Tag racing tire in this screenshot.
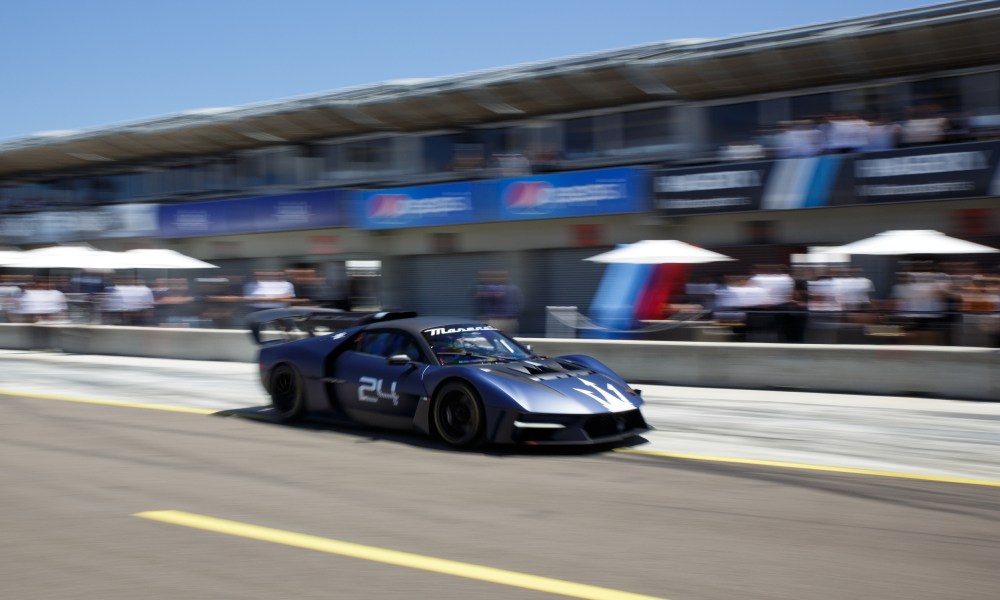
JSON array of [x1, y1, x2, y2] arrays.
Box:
[[269, 364, 306, 421], [432, 381, 485, 448]]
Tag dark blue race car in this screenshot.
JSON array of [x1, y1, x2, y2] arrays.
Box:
[[248, 308, 649, 447]]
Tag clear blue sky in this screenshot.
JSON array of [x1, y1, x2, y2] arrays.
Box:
[[0, 0, 944, 142]]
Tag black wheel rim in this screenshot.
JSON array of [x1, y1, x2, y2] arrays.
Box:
[[271, 368, 298, 414], [437, 389, 478, 445]]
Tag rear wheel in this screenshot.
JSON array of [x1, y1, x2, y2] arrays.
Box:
[[432, 382, 484, 448], [269, 364, 305, 421]]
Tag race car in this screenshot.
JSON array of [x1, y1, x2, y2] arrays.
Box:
[[248, 308, 649, 447]]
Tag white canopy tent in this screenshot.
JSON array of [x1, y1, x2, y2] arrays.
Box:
[[821, 230, 999, 256], [120, 249, 218, 270], [584, 240, 735, 264], [0, 245, 123, 270], [0, 246, 218, 270]]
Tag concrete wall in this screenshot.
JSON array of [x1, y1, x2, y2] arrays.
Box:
[[0, 324, 257, 363], [0, 324, 996, 401]]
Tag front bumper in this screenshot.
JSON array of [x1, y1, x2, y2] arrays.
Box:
[[491, 408, 650, 445]]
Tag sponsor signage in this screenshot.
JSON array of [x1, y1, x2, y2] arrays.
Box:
[[0, 204, 158, 244], [655, 140, 1000, 215], [354, 182, 476, 230], [653, 158, 845, 215], [352, 167, 645, 229], [841, 141, 1000, 204], [158, 189, 344, 238], [654, 164, 771, 215], [496, 167, 644, 220]]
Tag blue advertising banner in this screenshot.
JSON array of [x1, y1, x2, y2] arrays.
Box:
[[158, 190, 343, 238], [353, 182, 477, 230], [495, 167, 645, 220]]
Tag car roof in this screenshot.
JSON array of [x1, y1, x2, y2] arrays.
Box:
[[362, 316, 493, 336]]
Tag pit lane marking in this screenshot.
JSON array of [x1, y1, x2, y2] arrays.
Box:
[[614, 448, 1000, 488], [6, 388, 999, 488], [0, 389, 216, 415], [135, 510, 670, 600]]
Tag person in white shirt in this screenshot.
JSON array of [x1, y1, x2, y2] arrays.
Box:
[[14, 277, 68, 323], [101, 275, 155, 325], [244, 271, 296, 309], [824, 113, 871, 153]]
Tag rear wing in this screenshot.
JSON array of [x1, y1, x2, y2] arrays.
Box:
[[247, 308, 417, 345]]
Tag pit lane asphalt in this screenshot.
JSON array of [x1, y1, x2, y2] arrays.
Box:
[[2, 350, 999, 600], [2, 349, 999, 482]]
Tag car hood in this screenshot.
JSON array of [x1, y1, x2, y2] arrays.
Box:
[[475, 358, 641, 414]]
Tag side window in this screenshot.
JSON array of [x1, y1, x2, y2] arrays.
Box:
[[354, 331, 425, 362], [385, 333, 424, 362], [354, 332, 394, 356]]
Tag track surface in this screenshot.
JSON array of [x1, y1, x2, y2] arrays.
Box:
[[1, 351, 999, 600]]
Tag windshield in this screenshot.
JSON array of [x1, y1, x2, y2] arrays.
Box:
[[422, 324, 534, 365]]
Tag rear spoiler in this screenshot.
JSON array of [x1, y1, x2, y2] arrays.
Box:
[[247, 308, 417, 345]]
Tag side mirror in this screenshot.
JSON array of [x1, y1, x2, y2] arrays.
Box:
[[387, 354, 413, 365]]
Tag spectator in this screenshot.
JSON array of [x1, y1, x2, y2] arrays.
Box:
[[956, 274, 1000, 347], [747, 265, 795, 342], [900, 105, 950, 146], [472, 270, 522, 334], [778, 119, 824, 158], [806, 273, 844, 343], [865, 115, 901, 151], [713, 275, 768, 340], [824, 113, 871, 154], [490, 152, 532, 177], [287, 268, 346, 309], [833, 267, 875, 312], [12, 277, 67, 323], [152, 278, 198, 326], [101, 275, 154, 326], [0, 274, 25, 323], [244, 270, 295, 310], [892, 270, 951, 343], [197, 274, 245, 328]]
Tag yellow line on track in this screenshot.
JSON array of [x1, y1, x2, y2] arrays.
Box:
[[135, 510, 670, 600], [0, 389, 215, 415], [614, 448, 1000, 488]]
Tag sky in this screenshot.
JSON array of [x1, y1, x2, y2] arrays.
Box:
[[0, 0, 948, 142]]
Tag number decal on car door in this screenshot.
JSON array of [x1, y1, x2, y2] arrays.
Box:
[[359, 376, 400, 406]]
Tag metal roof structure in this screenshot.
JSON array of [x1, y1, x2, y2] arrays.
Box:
[[2, 0, 999, 178]]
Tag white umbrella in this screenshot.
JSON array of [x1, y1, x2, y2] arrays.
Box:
[[0, 250, 23, 266], [584, 240, 735, 264], [826, 230, 999, 256], [120, 249, 218, 269], [1, 245, 124, 270]]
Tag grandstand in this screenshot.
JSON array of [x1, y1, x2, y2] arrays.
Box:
[[2, 1, 1000, 335]]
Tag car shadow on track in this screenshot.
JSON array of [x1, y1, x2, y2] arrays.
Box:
[[212, 405, 649, 456]]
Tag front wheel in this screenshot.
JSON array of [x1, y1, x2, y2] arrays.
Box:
[[269, 364, 305, 421], [432, 382, 484, 448]]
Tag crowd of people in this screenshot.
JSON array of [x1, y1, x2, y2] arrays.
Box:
[[0, 267, 350, 328], [720, 104, 962, 161], [2, 260, 998, 347], [681, 262, 1000, 347]]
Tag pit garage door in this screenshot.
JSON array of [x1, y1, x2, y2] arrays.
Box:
[[521, 247, 611, 336], [397, 252, 508, 319]]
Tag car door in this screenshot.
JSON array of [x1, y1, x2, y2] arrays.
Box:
[[330, 329, 429, 429]]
